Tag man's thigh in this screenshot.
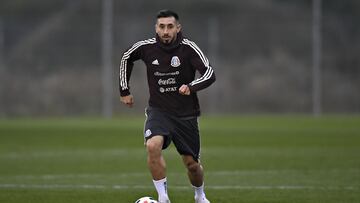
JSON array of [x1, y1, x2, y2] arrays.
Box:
[[171, 117, 200, 162], [144, 107, 172, 149]]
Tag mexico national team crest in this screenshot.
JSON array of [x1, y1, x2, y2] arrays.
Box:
[[170, 56, 181, 67]]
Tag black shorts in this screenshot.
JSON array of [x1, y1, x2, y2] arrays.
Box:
[[144, 106, 201, 162]]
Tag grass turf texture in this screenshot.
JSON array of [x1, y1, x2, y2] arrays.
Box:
[[0, 115, 359, 203]]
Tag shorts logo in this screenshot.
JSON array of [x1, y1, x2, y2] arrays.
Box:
[[170, 56, 181, 67], [145, 129, 152, 137]]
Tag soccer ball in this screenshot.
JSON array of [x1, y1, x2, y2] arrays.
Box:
[[135, 196, 158, 203]]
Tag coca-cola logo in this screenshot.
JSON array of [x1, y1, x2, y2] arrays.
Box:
[[158, 78, 176, 86]]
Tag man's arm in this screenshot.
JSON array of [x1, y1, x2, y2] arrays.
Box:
[[119, 38, 155, 106], [182, 39, 216, 94], [119, 53, 136, 107], [119, 45, 141, 97]]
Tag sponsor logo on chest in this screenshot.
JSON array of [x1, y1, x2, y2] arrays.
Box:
[[159, 86, 178, 93], [158, 78, 176, 85]]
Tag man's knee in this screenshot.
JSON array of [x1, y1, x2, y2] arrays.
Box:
[[146, 135, 164, 154], [188, 162, 201, 173], [183, 156, 201, 173]]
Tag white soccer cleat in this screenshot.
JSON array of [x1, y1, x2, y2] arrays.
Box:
[[195, 196, 210, 203]]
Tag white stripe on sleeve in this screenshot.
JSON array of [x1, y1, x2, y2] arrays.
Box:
[[119, 38, 156, 90], [182, 39, 214, 86]]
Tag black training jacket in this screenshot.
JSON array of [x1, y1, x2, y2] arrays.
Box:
[[119, 32, 216, 117]]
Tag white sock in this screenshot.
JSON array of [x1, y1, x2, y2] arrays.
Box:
[[193, 183, 206, 199], [153, 177, 169, 201]]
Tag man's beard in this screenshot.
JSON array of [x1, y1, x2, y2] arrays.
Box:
[[161, 34, 175, 44], [162, 37, 172, 44]]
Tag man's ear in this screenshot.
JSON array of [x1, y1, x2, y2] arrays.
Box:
[[177, 23, 182, 32]]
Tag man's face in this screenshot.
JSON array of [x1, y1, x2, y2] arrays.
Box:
[[155, 17, 181, 44]]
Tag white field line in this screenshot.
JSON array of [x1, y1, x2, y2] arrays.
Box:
[[0, 149, 144, 159], [1, 171, 358, 191], [1, 169, 358, 180], [0, 183, 357, 191], [0, 173, 149, 180]]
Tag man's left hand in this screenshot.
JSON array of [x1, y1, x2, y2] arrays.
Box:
[[179, 84, 191, 95]]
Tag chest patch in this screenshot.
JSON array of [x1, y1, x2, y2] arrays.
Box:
[[170, 56, 181, 68]]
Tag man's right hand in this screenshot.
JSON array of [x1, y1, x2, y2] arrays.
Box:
[[120, 95, 134, 108]]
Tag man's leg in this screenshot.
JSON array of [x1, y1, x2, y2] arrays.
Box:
[[146, 135, 166, 179], [182, 155, 203, 186], [146, 135, 170, 203], [182, 155, 210, 203]]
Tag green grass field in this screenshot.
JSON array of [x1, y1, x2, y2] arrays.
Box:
[[0, 115, 359, 203]]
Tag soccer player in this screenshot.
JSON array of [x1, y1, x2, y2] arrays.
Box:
[[119, 10, 215, 203]]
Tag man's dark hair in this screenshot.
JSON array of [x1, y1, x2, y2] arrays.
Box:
[[156, 9, 179, 21]]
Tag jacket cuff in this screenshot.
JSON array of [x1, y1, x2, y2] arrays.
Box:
[[188, 84, 196, 93], [120, 89, 130, 97]]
